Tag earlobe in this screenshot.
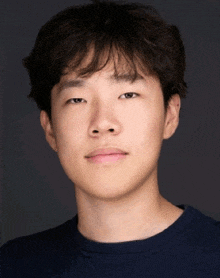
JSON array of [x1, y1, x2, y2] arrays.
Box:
[[40, 111, 58, 152], [163, 94, 181, 140]]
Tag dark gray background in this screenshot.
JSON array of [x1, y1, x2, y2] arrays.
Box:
[[1, 0, 220, 246]]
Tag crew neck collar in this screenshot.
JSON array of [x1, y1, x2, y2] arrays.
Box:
[[70, 204, 201, 254]]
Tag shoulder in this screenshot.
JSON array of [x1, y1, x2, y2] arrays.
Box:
[[180, 206, 220, 253], [1, 216, 77, 277], [2, 217, 74, 251], [164, 206, 220, 275], [1, 216, 76, 261]]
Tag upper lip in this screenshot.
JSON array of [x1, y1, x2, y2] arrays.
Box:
[[85, 148, 128, 158]]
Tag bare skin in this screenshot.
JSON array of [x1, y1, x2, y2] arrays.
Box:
[[40, 62, 183, 243]]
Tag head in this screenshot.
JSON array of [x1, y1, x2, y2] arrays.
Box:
[[23, 0, 186, 121], [23, 1, 187, 202]]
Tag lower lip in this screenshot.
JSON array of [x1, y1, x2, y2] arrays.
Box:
[[86, 153, 127, 164]]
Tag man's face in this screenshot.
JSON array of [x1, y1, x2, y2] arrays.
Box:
[[41, 63, 180, 202]]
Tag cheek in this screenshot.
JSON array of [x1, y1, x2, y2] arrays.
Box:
[[125, 102, 165, 145], [54, 108, 83, 137], [52, 113, 85, 159]]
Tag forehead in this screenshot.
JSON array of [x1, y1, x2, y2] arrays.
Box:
[[59, 70, 144, 89], [62, 44, 152, 81], [55, 46, 157, 95]]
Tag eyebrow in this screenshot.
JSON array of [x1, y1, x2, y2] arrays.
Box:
[[109, 73, 144, 83], [57, 73, 144, 95]]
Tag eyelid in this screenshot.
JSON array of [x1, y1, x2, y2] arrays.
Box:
[[66, 92, 139, 104], [119, 92, 139, 98], [66, 98, 86, 104]]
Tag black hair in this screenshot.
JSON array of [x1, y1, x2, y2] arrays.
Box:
[[23, 0, 187, 119]]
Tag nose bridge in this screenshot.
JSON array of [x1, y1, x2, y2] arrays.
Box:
[[91, 95, 114, 121], [88, 93, 120, 136]]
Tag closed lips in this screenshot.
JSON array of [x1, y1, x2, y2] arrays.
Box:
[[86, 148, 128, 158]]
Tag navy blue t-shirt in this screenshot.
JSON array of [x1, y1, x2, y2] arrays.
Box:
[[1, 204, 220, 277]]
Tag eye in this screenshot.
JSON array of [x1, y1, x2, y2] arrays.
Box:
[[66, 93, 139, 104], [120, 92, 139, 99], [67, 98, 86, 104]]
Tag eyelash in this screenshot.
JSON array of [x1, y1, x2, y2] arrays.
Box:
[[67, 92, 139, 104]]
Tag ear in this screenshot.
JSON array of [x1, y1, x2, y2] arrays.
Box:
[[40, 110, 58, 152], [163, 94, 181, 140]]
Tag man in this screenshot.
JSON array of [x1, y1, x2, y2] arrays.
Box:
[[1, 1, 219, 277]]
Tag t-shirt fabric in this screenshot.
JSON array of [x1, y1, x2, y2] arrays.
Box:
[[1, 204, 220, 277]]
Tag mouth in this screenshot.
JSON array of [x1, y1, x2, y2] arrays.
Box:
[[86, 153, 128, 164], [85, 148, 128, 158]]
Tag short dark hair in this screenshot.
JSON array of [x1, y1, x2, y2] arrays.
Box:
[[23, 0, 187, 120]]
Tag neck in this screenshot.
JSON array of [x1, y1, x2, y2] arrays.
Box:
[[75, 178, 183, 243]]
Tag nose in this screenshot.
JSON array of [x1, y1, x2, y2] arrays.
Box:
[[92, 127, 115, 134], [88, 101, 121, 137]]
